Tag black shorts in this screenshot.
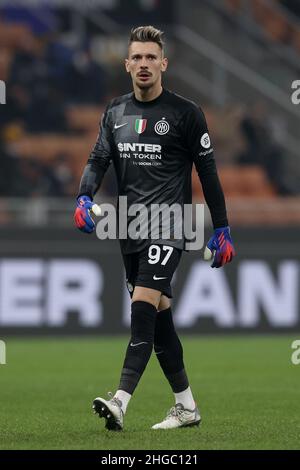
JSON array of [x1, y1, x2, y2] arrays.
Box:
[[122, 244, 182, 299]]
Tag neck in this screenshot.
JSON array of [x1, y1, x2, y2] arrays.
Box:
[[133, 83, 163, 102]]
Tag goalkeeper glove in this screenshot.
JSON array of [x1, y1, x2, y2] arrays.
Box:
[[204, 226, 235, 268], [74, 195, 95, 234]]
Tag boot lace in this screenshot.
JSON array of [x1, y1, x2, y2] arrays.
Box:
[[166, 405, 185, 423], [108, 392, 122, 409]]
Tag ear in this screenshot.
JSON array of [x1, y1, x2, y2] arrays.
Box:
[[125, 58, 130, 73], [161, 57, 168, 73]]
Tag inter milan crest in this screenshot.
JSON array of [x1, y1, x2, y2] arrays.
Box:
[[135, 119, 147, 134], [154, 118, 170, 135]]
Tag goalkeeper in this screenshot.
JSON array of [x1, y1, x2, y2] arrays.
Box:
[[75, 25, 235, 431]]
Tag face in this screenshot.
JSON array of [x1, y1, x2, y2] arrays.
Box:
[[125, 41, 168, 90]]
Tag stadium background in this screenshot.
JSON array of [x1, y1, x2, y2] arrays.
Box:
[[0, 0, 300, 450]]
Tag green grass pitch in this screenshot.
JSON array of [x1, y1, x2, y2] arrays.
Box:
[[0, 335, 299, 450]]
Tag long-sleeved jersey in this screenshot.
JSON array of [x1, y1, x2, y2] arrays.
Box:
[[79, 88, 228, 254]]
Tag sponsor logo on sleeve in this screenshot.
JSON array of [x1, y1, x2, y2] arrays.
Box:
[[200, 132, 211, 149]]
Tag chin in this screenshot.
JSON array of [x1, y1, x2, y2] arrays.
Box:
[[136, 80, 154, 90]]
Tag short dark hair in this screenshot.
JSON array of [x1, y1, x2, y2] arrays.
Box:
[[129, 25, 164, 50]]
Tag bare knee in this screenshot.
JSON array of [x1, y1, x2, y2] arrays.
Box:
[[158, 295, 171, 312], [132, 286, 161, 310]]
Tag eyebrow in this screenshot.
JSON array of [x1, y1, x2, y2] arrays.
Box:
[[131, 53, 158, 58]]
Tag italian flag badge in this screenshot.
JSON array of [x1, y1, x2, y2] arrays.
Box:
[[135, 119, 147, 134]]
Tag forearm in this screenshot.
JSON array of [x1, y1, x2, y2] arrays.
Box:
[[197, 160, 228, 229], [77, 161, 106, 199]]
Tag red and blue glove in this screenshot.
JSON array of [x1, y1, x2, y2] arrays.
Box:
[[74, 195, 95, 234], [204, 226, 235, 268]]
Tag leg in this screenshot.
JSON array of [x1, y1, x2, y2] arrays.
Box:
[[132, 286, 161, 309], [157, 294, 170, 311], [93, 286, 160, 431], [152, 295, 200, 429], [154, 296, 191, 400], [115, 245, 180, 405], [93, 245, 182, 430], [115, 286, 160, 404]]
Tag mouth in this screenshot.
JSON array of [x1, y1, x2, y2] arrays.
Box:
[[137, 72, 152, 81]]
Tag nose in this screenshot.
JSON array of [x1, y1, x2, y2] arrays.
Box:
[[140, 57, 148, 68]]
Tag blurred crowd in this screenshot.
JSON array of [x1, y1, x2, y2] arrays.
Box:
[[0, 6, 107, 198], [226, 0, 300, 51], [280, 0, 300, 17], [0, 4, 299, 203]]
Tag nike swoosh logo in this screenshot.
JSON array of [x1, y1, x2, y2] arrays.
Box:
[[153, 275, 168, 280], [114, 122, 128, 129], [130, 341, 148, 347]]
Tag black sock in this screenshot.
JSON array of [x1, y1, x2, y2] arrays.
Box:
[[154, 307, 189, 393], [118, 301, 157, 395]]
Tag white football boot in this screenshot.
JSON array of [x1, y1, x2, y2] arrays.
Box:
[[151, 403, 201, 430], [93, 392, 124, 431]]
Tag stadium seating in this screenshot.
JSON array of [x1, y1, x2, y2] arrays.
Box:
[[226, 0, 300, 52], [1, 13, 299, 226]]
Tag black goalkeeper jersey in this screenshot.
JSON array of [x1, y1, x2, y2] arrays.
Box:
[[79, 88, 228, 254]]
